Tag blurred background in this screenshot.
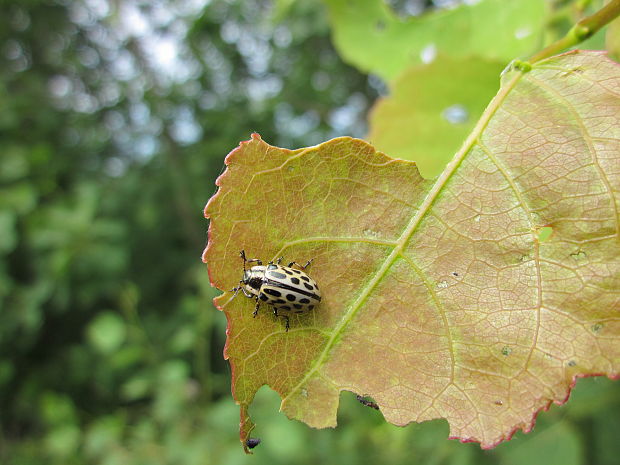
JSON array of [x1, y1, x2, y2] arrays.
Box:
[[1, 1, 618, 464]]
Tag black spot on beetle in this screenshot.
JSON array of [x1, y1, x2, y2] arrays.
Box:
[[304, 283, 314, 291], [299, 298, 310, 304], [284, 269, 293, 275], [301, 275, 310, 282], [286, 294, 296, 301], [268, 271, 287, 279], [290, 277, 300, 285], [259, 294, 269, 301], [295, 310, 304, 314], [264, 288, 282, 297], [293, 269, 302, 274], [308, 305, 315, 310], [273, 299, 286, 304], [293, 304, 303, 310], [280, 306, 291, 311]]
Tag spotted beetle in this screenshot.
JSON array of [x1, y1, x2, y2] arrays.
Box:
[[231, 250, 321, 331]]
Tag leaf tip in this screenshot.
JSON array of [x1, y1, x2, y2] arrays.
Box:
[[240, 404, 257, 454]]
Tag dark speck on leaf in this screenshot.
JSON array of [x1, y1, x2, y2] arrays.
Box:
[[246, 438, 261, 449]]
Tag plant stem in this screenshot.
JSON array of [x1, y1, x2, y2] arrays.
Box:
[[529, 0, 620, 63]]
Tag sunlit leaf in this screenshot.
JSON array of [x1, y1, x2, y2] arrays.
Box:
[[368, 56, 505, 178], [204, 51, 620, 453], [325, 0, 547, 81], [607, 14, 620, 62]]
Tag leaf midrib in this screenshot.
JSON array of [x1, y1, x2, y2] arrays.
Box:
[[281, 69, 526, 406]]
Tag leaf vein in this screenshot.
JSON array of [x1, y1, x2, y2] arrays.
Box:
[[525, 74, 620, 243]]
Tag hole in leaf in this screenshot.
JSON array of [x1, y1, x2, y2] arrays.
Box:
[[442, 104, 469, 124], [420, 44, 436, 64], [514, 26, 532, 39], [537, 226, 553, 242]]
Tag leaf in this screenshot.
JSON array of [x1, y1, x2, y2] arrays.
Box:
[[607, 13, 620, 62], [203, 51, 620, 453], [325, 0, 548, 81], [368, 56, 505, 178]]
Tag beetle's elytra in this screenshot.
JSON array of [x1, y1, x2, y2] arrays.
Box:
[[231, 250, 321, 331]]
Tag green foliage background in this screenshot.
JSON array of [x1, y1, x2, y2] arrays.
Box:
[[0, 1, 618, 464]]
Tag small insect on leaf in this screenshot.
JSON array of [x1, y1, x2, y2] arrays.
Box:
[[356, 395, 380, 410], [229, 250, 321, 331], [245, 438, 261, 450]]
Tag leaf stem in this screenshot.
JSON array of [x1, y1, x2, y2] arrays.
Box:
[[529, 0, 620, 64]]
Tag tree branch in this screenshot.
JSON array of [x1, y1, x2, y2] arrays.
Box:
[[529, 0, 620, 64]]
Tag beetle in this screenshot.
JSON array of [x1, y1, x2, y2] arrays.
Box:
[[231, 250, 321, 331]]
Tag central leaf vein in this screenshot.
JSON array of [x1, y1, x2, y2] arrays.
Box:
[[281, 72, 526, 405]]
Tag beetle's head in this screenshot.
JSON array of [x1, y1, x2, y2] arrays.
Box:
[[241, 266, 265, 293]]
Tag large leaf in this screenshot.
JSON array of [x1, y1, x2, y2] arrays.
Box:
[[325, 0, 548, 81], [203, 51, 620, 453]]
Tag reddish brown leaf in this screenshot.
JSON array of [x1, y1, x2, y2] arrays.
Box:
[[203, 51, 620, 453]]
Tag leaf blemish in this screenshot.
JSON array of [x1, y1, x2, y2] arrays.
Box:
[[560, 67, 584, 77], [437, 280, 449, 289], [567, 360, 577, 367], [537, 226, 553, 242], [591, 323, 603, 334], [363, 228, 379, 238], [501, 346, 512, 356], [570, 250, 586, 261]]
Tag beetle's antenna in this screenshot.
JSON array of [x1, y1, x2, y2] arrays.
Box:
[[240, 250, 247, 271]]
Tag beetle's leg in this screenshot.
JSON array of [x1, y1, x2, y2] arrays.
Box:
[[271, 308, 289, 331], [252, 298, 260, 317], [240, 250, 262, 270], [231, 282, 254, 299], [288, 258, 313, 270]]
